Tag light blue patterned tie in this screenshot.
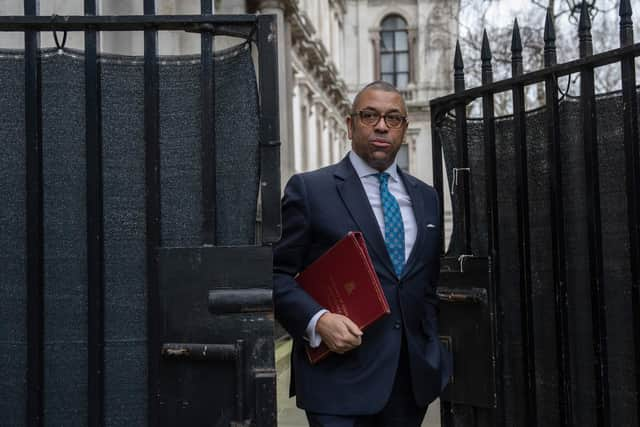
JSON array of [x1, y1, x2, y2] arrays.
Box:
[[377, 172, 405, 277]]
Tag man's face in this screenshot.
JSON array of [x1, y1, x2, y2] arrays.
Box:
[[346, 89, 408, 172]]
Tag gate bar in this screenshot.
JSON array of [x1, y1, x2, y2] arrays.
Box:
[[619, 1, 640, 422], [200, 0, 216, 245], [84, 0, 104, 425], [235, 339, 245, 422], [511, 19, 537, 426], [435, 88, 450, 425], [430, 108, 445, 252], [480, 32, 504, 427], [143, 1, 162, 425], [0, 14, 257, 32], [257, 14, 282, 244], [453, 41, 472, 255], [543, 10, 573, 425], [429, 42, 640, 112], [579, 5, 610, 426], [24, 0, 44, 424]]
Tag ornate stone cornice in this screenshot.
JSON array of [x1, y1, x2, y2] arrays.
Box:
[[291, 25, 349, 114], [250, 0, 350, 116], [249, 0, 346, 20], [247, 0, 297, 14], [290, 9, 316, 41]]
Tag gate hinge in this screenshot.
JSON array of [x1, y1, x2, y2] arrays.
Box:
[[209, 288, 272, 314]]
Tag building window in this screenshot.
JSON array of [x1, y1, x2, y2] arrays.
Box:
[[380, 15, 409, 88]]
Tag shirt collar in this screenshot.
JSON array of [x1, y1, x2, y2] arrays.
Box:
[[349, 150, 400, 182]]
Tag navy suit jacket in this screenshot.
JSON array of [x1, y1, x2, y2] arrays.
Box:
[[273, 155, 451, 415]]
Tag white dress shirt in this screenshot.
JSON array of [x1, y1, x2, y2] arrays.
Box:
[[305, 151, 418, 347]]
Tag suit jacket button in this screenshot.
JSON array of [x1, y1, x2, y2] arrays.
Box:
[[394, 321, 401, 329]]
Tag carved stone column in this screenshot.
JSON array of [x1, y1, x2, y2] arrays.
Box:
[[408, 27, 417, 84], [292, 77, 303, 173], [370, 32, 381, 80], [298, 83, 311, 171], [328, 117, 336, 163], [313, 99, 328, 167], [307, 93, 319, 170], [320, 105, 330, 166]]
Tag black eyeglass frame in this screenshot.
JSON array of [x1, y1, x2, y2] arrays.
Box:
[[351, 109, 408, 129]]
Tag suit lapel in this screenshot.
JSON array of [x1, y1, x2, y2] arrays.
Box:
[[399, 169, 425, 279], [334, 157, 396, 277]]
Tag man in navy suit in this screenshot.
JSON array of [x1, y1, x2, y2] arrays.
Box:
[[273, 81, 450, 427]]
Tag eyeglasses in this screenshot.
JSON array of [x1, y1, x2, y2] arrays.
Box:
[[352, 110, 407, 129]]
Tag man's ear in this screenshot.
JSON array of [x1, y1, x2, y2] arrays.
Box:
[[346, 115, 353, 140]]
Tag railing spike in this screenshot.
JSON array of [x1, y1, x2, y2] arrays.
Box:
[[544, 7, 556, 43], [620, 0, 634, 46], [579, 1, 593, 58], [544, 8, 557, 66], [620, 0, 633, 17], [481, 29, 492, 62], [579, 1, 592, 32], [481, 29, 493, 85], [454, 39, 464, 71], [511, 18, 522, 52], [512, 18, 523, 77], [454, 39, 465, 93]]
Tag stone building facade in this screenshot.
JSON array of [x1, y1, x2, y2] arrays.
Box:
[[0, 0, 459, 190], [239, 0, 459, 188], [343, 0, 459, 184]]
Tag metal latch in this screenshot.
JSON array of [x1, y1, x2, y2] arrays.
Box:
[[437, 287, 488, 305], [161, 342, 239, 361], [451, 167, 470, 195], [162, 341, 247, 425]]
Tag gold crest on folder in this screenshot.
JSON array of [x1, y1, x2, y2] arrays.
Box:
[[344, 281, 356, 296]]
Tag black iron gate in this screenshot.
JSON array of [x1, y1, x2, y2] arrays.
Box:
[[431, 1, 640, 426], [0, 3, 280, 427]]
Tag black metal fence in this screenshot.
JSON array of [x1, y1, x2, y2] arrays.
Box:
[[431, 1, 639, 426], [0, 2, 280, 426]]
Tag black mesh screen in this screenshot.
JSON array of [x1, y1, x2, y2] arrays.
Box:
[[0, 50, 27, 427], [437, 91, 638, 426], [0, 41, 260, 426]]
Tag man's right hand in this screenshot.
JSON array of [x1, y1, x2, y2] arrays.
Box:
[[315, 312, 363, 354]]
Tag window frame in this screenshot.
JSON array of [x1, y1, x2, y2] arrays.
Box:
[[379, 15, 410, 88]]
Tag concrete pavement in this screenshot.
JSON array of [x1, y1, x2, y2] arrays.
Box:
[[276, 338, 441, 427]]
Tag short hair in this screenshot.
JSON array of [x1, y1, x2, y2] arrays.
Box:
[[351, 80, 407, 114]]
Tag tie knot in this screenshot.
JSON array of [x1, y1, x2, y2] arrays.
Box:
[[377, 172, 390, 185]]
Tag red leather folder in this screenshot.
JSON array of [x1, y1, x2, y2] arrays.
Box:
[[295, 231, 390, 364]]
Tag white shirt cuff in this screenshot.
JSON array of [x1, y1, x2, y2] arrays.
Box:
[[305, 309, 329, 348]]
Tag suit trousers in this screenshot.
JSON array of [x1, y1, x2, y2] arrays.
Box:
[[305, 335, 428, 427]]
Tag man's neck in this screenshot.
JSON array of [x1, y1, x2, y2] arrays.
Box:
[[349, 150, 398, 179]]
